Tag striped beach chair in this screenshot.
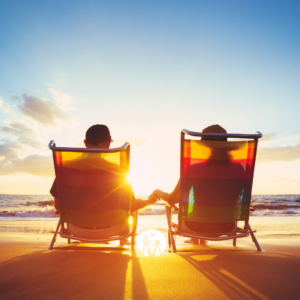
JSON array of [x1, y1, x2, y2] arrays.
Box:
[[165, 129, 262, 252], [48, 141, 138, 250]]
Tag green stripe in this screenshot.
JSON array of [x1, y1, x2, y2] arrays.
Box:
[[61, 210, 129, 227], [180, 205, 242, 223]]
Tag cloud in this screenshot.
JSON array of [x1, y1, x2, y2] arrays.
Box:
[[260, 132, 277, 142], [15, 155, 54, 177], [0, 98, 12, 113], [0, 89, 76, 177], [257, 143, 300, 162], [48, 88, 74, 110], [0, 142, 53, 177], [0, 142, 20, 160], [10, 96, 21, 102], [0, 122, 41, 148], [290, 131, 300, 136], [18, 94, 69, 127]]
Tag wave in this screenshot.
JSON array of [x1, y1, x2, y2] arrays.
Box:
[[251, 204, 300, 210], [252, 210, 300, 216], [0, 206, 177, 218], [139, 208, 178, 215], [0, 206, 57, 218], [0, 199, 299, 218], [24, 200, 54, 207]]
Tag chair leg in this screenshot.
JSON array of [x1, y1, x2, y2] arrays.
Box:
[[165, 206, 176, 253], [131, 235, 136, 251], [131, 211, 138, 251], [233, 232, 237, 246], [49, 219, 61, 250], [248, 224, 262, 251], [170, 230, 177, 253]]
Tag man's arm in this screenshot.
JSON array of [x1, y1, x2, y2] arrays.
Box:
[[131, 192, 158, 212], [154, 179, 180, 206]]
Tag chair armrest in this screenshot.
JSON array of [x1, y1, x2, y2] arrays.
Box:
[[162, 200, 179, 211]]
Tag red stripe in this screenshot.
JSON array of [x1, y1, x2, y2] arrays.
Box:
[[55, 168, 126, 188]]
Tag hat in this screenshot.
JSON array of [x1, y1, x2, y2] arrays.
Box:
[[201, 124, 227, 141]]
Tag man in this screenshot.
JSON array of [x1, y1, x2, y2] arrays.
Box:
[[50, 124, 158, 244], [153, 124, 244, 245]]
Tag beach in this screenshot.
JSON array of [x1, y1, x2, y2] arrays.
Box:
[[0, 216, 299, 299]]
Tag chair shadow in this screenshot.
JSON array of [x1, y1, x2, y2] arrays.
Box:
[[0, 244, 149, 300], [177, 246, 300, 300]]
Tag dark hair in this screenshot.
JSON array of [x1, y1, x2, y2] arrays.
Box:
[[85, 124, 112, 146], [201, 124, 227, 141]]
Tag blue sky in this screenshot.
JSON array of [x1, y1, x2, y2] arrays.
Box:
[[0, 0, 299, 194]]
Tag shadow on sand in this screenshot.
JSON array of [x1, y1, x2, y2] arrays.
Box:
[[176, 244, 300, 300], [0, 242, 300, 299], [0, 244, 149, 300]]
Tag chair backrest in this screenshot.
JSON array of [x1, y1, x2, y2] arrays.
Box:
[[178, 130, 262, 232], [49, 141, 132, 228]]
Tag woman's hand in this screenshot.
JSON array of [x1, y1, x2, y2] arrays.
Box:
[[148, 191, 160, 204]]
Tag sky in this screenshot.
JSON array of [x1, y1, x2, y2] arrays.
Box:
[[0, 0, 299, 195]]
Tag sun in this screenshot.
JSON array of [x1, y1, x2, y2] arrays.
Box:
[[126, 167, 155, 195], [126, 172, 133, 184]]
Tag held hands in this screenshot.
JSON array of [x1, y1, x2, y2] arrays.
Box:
[[148, 191, 160, 204], [152, 189, 179, 211], [147, 190, 179, 211]]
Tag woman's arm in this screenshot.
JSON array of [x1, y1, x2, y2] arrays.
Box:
[[131, 192, 158, 212], [154, 179, 180, 206], [54, 197, 60, 211]]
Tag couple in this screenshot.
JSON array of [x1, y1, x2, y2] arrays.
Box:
[[50, 123, 228, 245]]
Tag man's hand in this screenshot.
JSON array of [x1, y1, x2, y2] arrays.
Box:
[[148, 191, 159, 204], [153, 189, 179, 211]]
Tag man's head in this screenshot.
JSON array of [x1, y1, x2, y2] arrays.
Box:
[[201, 124, 227, 141], [84, 124, 112, 148]]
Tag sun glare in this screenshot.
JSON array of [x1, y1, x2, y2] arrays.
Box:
[[127, 164, 156, 195], [126, 173, 132, 184]]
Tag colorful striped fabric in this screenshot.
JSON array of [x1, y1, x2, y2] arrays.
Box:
[[53, 150, 132, 227], [179, 139, 257, 233]]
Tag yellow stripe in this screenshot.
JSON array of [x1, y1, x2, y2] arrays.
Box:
[[187, 140, 253, 160], [57, 151, 123, 169]]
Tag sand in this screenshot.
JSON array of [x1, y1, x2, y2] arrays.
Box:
[[0, 217, 299, 299]]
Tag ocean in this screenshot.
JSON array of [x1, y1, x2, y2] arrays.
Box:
[[0, 194, 299, 219]]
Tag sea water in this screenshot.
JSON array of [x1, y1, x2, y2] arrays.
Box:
[[0, 194, 299, 219]]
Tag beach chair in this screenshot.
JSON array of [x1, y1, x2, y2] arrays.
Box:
[[165, 129, 263, 252], [48, 141, 138, 251]]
